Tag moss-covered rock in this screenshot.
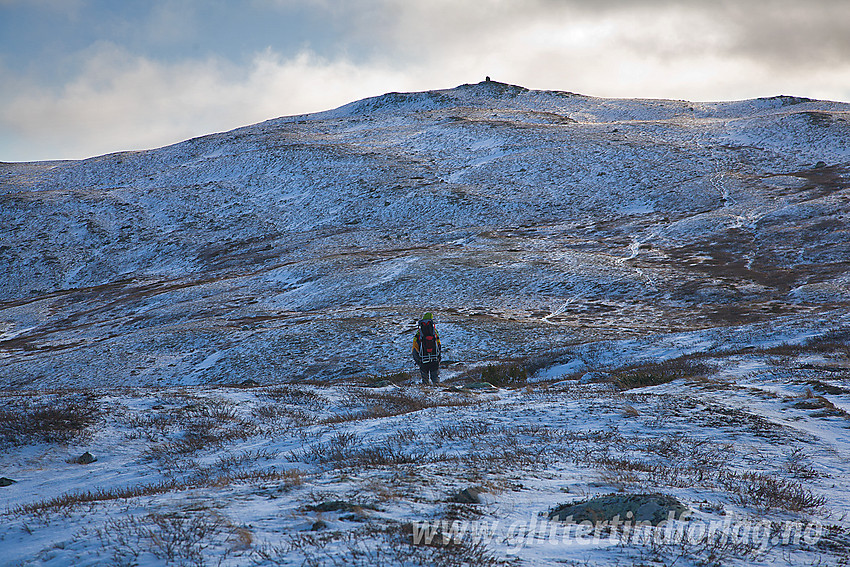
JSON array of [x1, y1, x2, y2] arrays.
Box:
[[548, 493, 688, 526]]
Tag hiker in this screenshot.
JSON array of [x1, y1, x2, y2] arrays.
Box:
[[412, 312, 441, 384]]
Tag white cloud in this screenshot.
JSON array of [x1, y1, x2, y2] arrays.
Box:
[[0, 44, 413, 162]]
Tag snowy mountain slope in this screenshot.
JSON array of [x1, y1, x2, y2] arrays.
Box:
[[1, 81, 849, 387], [2, 81, 850, 567]]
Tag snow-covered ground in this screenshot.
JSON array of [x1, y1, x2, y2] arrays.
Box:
[[1, 81, 849, 565], [2, 339, 849, 566]]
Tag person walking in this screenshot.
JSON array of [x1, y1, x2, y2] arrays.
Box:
[[412, 312, 441, 384]]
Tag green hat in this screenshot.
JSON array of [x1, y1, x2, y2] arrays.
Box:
[[421, 312, 433, 320]]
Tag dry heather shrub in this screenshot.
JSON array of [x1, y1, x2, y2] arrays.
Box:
[[432, 420, 492, 441], [362, 371, 415, 386], [0, 395, 100, 447], [97, 510, 233, 565], [720, 471, 826, 512], [16, 468, 305, 515], [142, 420, 258, 460], [755, 328, 850, 358], [804, 328, 850, 354], [231, 527, 253, 550], [262, 385, 323, 407], [257, 523, 508, 567], [135, 398, 259, 462], [479, 362, 528, 387], [324, 389, 477, 423], [784, 448, 820, 479], [13, 480, 181, 514], [187, 449, 280, 482], [806, 379, 849, 395], [610, 358, 713, 390], [792, 388, 848, 417], [252, 403, 288, 420], [294, 430, 432, 469]]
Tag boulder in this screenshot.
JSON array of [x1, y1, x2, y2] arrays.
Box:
[[452, 486, 484, 504], [548, 493, 688, 526], [74, 451, 97, 464]]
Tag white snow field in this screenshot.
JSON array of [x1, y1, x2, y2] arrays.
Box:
[[1, 81, 849, 565]]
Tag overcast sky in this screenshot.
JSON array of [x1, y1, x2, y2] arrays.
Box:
[[1, 0, 848, 162]]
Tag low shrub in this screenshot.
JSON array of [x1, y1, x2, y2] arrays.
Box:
[[293, 430, 432, 469], [479, 362, 528, 387], [362, 371, 414, 387], [720, 471, 826, 512], [610, 358, 713, 390], [324, 390, 477, 423], [0, 395, 100, 447]]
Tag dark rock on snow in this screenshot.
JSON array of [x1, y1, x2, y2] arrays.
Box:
[[74, 451, 97, 465]]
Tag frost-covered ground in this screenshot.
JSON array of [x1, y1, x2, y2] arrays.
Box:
[[2, 336, 849, 566], [1, 81, 849, 565]]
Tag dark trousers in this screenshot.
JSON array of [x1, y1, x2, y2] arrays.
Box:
[[419, 362, 439, 384]]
